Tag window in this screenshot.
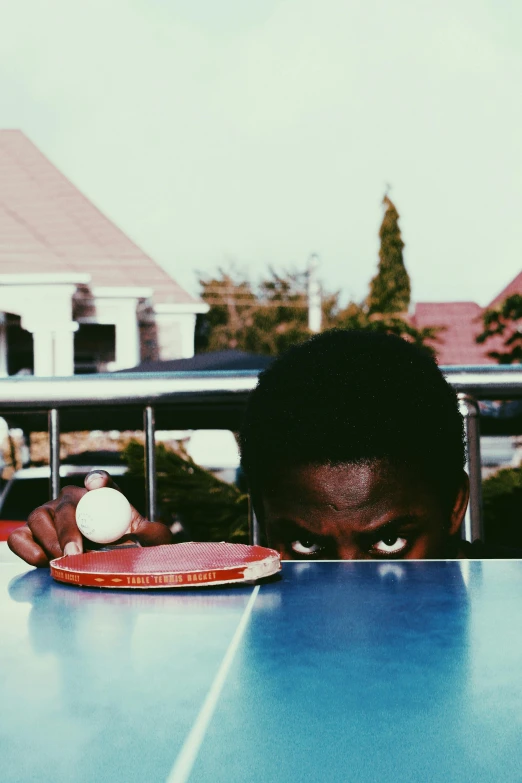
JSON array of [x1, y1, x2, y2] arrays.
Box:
[[74, 324, 116, 374]]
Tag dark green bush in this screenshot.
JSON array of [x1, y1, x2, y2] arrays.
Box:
[[483, 466, 522, 548], [122, 440, 249, 542]]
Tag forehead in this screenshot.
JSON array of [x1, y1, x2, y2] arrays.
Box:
[[261, 461, 437, 528]]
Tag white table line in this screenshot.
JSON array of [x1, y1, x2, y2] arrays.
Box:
[[165, 584, 260, 783]]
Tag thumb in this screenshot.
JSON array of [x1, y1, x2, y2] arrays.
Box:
[[84, 469, 172, 547], [84, 470, 115, 491], [130, 513, 173, 547]]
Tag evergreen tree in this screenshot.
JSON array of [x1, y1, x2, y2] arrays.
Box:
[[367, 195, 411, 315], [198, 262, 439, 358]]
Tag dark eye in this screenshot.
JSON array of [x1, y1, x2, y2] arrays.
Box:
[[372, 535, 408, 556]]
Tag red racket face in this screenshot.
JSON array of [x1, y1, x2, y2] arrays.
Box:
[[50, 542, 281, 589]]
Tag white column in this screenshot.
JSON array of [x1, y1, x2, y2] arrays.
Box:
[[179, 314, 196, 358], [54, 327, 77, 375], [114, 302, 141, 369], [154, 313, 198, 359], [0, 313, 8, 377], [32, 330, 55, 376], [153, 302, 209, 360], [88, 292, 143, 370], [30, 324, 78, 376], [307, 253, 322, 333]]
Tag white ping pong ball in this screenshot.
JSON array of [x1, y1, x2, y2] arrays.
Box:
[[75, 487, 133, 544]]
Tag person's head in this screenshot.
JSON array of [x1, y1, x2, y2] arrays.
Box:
[[240, 329, 469, 560]]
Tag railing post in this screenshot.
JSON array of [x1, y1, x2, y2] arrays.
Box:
[[144, 405, 156, 522], [248, 496, 261, 546], [48, 408, 60, 500], [458, 394, 484, 543]]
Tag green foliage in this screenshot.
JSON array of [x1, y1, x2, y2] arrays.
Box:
[[329, 194, 440, 353], [197, 270, 257, 352], [367, 195, 411, 315], [476, 294, 522, 364], [197, 194, 442, 358], [198, 266, 340, 356], [198, 263, 439, 357], [330, 302, 442, 359], [482, 466, 522, 547], [123, 440, 249, 542]]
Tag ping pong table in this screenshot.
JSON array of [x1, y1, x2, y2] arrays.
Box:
[[1, 544, 521, 783]]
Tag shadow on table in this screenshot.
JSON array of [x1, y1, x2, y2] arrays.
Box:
[[8, 568, 252, 696], [209, 560, 477, 783]]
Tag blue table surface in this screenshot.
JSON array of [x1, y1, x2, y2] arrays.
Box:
[[1, 545, 521, 783]]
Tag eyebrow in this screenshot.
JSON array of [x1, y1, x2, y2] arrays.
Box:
[[355, 515, 422, 535], [272, 514, 422, 536]]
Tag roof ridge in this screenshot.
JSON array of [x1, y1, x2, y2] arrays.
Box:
[[488, 270, 522, 308], [1, 130, 154, 258], [0, 130, 200, 305]]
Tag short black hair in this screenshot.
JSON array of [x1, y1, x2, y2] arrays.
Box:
[[240, 329, 465, 508]]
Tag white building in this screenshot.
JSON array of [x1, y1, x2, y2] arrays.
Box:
[[0, 130, 207, 376]]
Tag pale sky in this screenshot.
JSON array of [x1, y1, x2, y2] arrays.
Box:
[[0, 0, 521, 307]]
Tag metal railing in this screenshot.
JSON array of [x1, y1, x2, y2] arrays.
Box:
[[443, 365, 522, 544], [0, 365, 521, 543], [0, 371, 259, 524]]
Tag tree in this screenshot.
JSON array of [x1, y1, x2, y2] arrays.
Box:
[[196, 269, 257, 352], [197, 266, 340, 355], [330, 301, 441, 358], [197, 264, 440, 358], [196, 194, 441, 358], [328, 191, 440, 356], [476, 294, 522, 364], [367, 195, 411, 315]]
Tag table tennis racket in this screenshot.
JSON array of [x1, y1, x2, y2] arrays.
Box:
[[50, 542, 281, 589]]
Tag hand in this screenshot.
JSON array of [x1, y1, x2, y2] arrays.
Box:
[[7, 470, 172, 567]]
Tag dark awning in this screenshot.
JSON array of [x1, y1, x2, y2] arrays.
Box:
[[118, 350, 274, 374]]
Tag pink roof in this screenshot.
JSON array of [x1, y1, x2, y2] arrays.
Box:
[[0, 130, 199, 306], [489, 271, 522, 309], [411, 301, 502, 365]]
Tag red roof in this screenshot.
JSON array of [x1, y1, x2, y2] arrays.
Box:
[[411, 301, 501, 365], [489, 272, 522, 309], [0, 130, 199, 306]]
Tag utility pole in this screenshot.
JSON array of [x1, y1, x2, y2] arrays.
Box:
[[307, 253, 322, 333]]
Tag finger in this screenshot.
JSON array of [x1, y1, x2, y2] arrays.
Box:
[[54, 489, 87, 555], [84, 470, 120, 492], [84, 471, 162, 540], [83, 471, 170, 546], [26, 506, 63, 561], [130, 513, 173, 547], [8, 526, 51, 568]]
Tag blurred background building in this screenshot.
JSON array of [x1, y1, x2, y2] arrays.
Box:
[[0, 130, 208, 377], [411, 293, 512, 366]]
